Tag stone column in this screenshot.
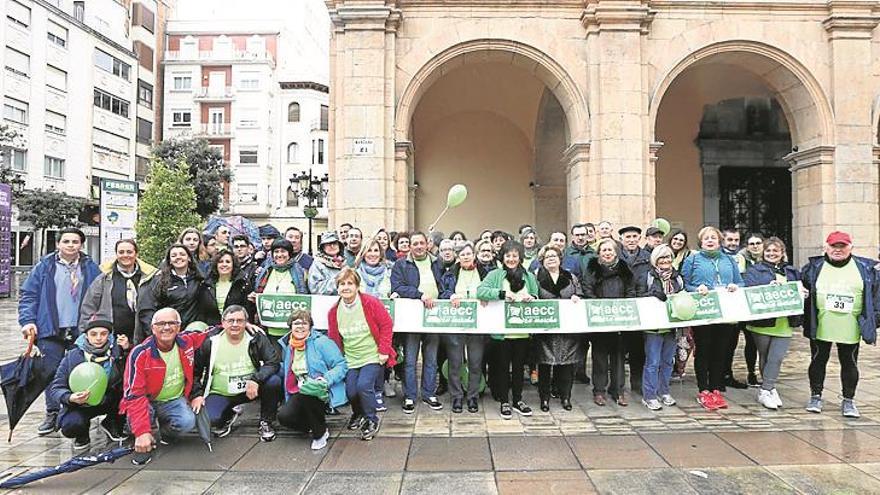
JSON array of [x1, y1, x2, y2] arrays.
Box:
[[326, 1, 402, 233], [785, 145, 836, 264], [563, 142, 591, 224], [822, 4, 880, 256], [582, 1, 655, 227], [393, 141, 413, 230]]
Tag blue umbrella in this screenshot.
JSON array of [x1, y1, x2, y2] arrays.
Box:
[[0, 337, 56, 441], [205, 215, 261, 247], [0, 446, 133, 488]]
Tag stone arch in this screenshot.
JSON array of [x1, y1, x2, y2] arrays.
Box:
[[395, 39, 590, 145], [649, 40, 835, 150]]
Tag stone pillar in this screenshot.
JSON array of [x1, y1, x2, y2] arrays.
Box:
[[563, 142, 591, 224], [822, 4, 880, 256], [393, 141, 412, 230], [582, 1, 655, 227], [326, 1, 402, 233], [785, 145, 836, 264]]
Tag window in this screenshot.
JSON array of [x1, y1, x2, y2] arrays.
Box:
[[3, 97, 27, 124], [136, 118, 152, 144], [5, 46, 29, 77], [7, 0, 30, 28], [239, 72, 260, 90], [313, 138, 325, 165], [135, 155, 150, 179], [73, 1, 84, 22], [288, 102, 300, 122], [93, 89, 130, 118], [239, 148, 258, 164], [320, 105, 329, 130], [171, 110, 191, 127], [286, 187, 299, 207], [133, 41, 153, 70], [287, 142, 298, 163], [132, 3, 155, 33], [9, 149, 26, 172], [94, 49, 131, 80], [45, 111, 66, 135], [47, 21, 67, 48], [172, 74, 192, 91], [46, 65, 67, 92], [137, 80, 153, 108], [237, 183, 257, 203], [44, 156, 65, 178]]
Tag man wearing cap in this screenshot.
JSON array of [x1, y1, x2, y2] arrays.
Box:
[[619, 225, 651, 393], [801, 231, 880, 418], [309, 231, 347, 296], [644, 227, 665, 252], [256, 224, 281, 266]]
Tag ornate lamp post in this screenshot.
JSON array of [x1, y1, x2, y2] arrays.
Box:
[[289, 169, 329, 254]]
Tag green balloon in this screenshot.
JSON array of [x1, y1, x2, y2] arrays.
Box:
[[440, 360, 486, 393], [446, 184, 468, 208], [651, 218, 671, 236], [671, 293, 698, 321], [69, 362, 108, 406]]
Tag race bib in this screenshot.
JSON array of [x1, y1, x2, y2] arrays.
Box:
[[826, 293, 855, 314], [227, 374, 252, 394]]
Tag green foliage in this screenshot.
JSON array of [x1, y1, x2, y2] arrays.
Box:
[[152, 137, 232, 218], [136, 159, 201, 265], [0, 123, 25, 194], [16, 189, 84, 231]]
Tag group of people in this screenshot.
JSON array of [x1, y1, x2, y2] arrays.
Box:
[[16, 219, 880, 463]]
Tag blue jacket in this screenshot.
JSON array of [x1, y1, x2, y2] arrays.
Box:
[[681, 250, 743, 291], [18, 252, 101, 339], [47, 334, 126, 411], [276, 331, 348, 407], [439, 263, 489, 299], [390, 254, 442, 299], [743, 261, 804, 328], [800, 256, 880, 344]]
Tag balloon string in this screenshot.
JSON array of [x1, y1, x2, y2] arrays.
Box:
[[428, 206, 449, 232]]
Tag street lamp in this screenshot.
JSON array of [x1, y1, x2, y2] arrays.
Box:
[[289, 169, 329, 254]]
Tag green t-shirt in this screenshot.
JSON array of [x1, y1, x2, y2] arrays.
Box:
[[502, 279, 530, 340], [215, 278, 232, 313], [291, 348, 308, 378], [414, 257, 439, 299], [209, 335, 257, 397], [747, 273, 793, 338], [455, 268, 481, 298], [265, 268, 297, 336], [336, 297, 380, 369], [816, 259, 863, 344], [156, 345, 184, 402]]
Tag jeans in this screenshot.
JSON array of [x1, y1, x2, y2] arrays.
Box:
[[40, 334, 74, 414], [346, 363, 383, 422], [538, 364, 573, 401], [489, 338, 529, 403], [591, 332, 624, 399], [692, 324, 734, 392], [642, 332, 676, 400], [751, 333, 790, 391], [58, 402, 117, 439], [443, 334, 487, 401], [277, 393, 327, 439], [403, 333, 439, 400], [809, 339, 860, 399], [204, 374, 283, 425], [147, 396, 196, 441]]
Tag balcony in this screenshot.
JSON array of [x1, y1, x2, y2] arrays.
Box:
[[163, 50, 275, 66], [196, 123, 233, 138], [194, 86, 235, 101]]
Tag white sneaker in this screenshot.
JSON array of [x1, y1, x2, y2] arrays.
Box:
[[757, 389, 778, 410], [643, 398, 662, 411], [770, 389, 783, 408], [311, 429, 330, 450], [660, 394, 677, 406]]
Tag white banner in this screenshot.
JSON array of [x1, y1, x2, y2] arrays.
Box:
[[256, 282, 805, 334]]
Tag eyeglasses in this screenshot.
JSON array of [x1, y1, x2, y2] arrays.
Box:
[[233, 244, 248, 249], [152, 321, 181, 328], [224, 318, 247, 325]]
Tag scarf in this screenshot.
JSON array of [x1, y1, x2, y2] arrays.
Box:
[[536, 267, 571, 298], [504, 264, 526, 293], [317, 251, 345, 269], [701, 249, 721, 259], [271, 259, 294, 272], [656, 267, 675, 295], [116, 262, 140, 311], [57, 254, 81, 298], [289, 332, 306, 351], [359, 263, 387, 293]]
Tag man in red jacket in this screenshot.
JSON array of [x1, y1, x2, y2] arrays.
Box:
[[120, 307, 209, 465]]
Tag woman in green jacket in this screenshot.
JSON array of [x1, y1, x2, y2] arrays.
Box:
[[477, 240, 539, 420]]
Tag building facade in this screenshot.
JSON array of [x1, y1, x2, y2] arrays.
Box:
[[325, 0, 880, 263]]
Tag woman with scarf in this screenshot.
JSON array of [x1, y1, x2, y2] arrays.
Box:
[[136, 243, 216, 343], [583, 238, 637, 406], [309, 231, 346, 296], [681, 226, 743, 410], [477, 240, 539, 419], [642, 244, 684, 410], [534, 244, 583, 412], [276, 309, 348, 450], [178, 227, 210, 275], [475, 239, 500, 272], [206, 250, 254, 323], [47, 320, 130, 449], [79, 239, 156, 342], [252, 239, 309, 342], [744, 237, 802, 410], [439, 242, 489, 413]]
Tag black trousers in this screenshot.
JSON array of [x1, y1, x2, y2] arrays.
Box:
[[489, 338, 529, 403], [591, 332, 624, 399], [538, 364, 574, 401], [725, 324, 759, 378], [693, 324, 735, 392], [623, 331, 645, 391], [277, 393, 327, 439], [809, 339, 860, 399]]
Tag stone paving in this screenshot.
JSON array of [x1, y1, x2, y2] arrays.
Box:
[[1, 299, 879, 493]]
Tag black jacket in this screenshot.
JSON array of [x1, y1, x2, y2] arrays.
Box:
[[582, 258, 637, 299], [744, 261, 804, 328], [136, 271, 216, 343], [621, 247, 652, 296], [191, 326, 281, 398], [535, 268, 585, 365], [204, 273, 254, 323]]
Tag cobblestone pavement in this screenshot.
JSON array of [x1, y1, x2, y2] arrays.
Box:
[[1, 298, 879, 493]]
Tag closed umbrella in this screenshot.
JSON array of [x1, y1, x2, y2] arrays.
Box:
[[0, 446, 133, 488], [0, 337, 56, 441]]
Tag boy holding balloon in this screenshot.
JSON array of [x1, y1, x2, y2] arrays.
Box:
[[47, 320, 130, 450]]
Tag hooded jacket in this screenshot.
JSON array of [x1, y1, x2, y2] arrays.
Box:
[[276, 330, 348, 406], [78, 259, 158, 333], [743, 261, 804, 328], [191, 325, 280, 398], [47, 333, 127, 411], [800, 255, 879, 344]]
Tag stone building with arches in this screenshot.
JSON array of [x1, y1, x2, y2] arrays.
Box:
[[324, 0, 880, 262]]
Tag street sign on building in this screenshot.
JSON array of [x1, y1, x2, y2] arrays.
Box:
[[100, 179, 138, 262]]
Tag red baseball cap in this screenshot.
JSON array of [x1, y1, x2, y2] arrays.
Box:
[[825, 231, 852, 246]]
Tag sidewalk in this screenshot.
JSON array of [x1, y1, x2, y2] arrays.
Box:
[[0, 298, 878, 493]]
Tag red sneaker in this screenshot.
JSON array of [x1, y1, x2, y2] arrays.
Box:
[[711, 390, 728, 409], [697, 391, 719, 410]]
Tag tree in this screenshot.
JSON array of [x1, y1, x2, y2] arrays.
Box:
[[136, 159, 201, 265], [152, 138, 232, 218], [16, 189, 86, 254], [0, 124, 25, 193]]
